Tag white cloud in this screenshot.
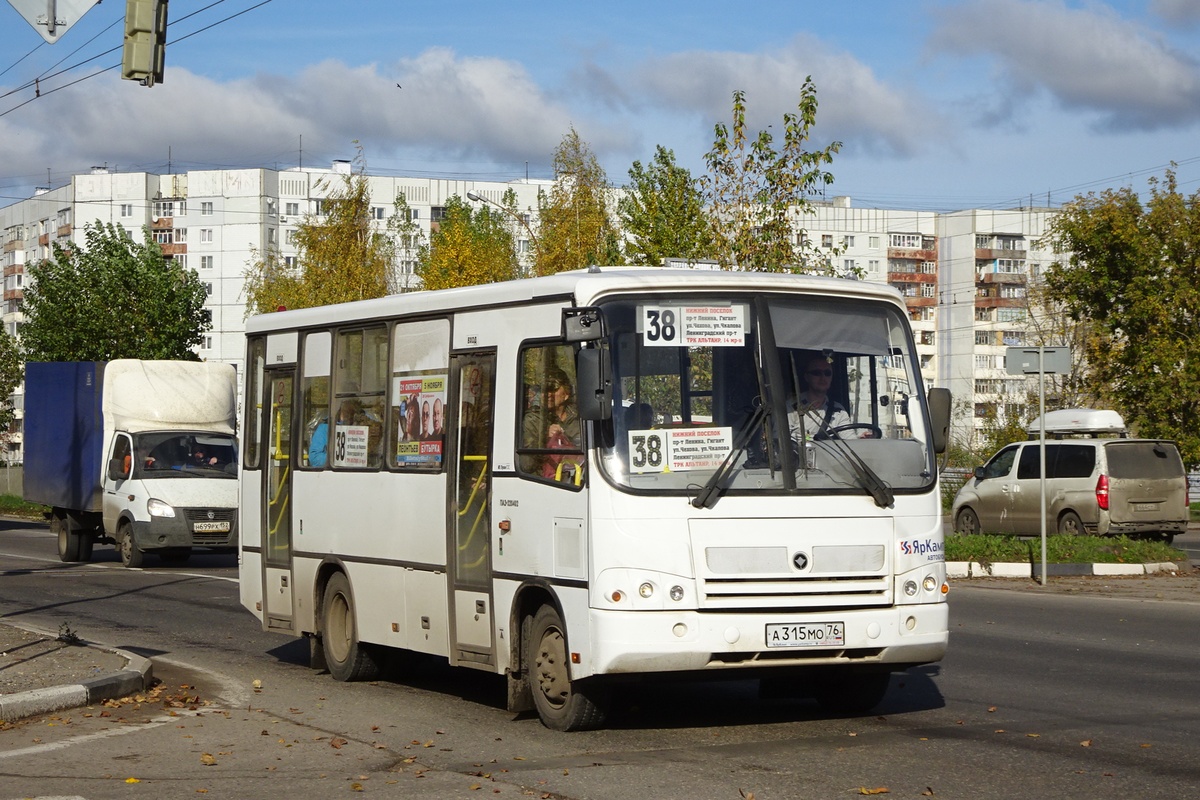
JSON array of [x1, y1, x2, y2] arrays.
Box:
[[929, 0, 1200, 130], [1151, 0, 1200, 26]]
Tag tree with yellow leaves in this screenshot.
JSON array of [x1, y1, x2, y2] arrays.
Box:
[[416, 196, 520, 291], [243, 148, 397, 314]]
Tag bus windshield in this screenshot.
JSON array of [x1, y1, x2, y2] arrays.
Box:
[[596, 293, 936, 500]]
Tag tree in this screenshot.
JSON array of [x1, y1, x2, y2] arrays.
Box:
[[533, 128, 623, 276], [0, 330, 22, 456], [701, 80, 843, 273], [618, 145, 715, 266], [244, 148, 395, 314], [416, 195, 520, 291], [1043, 168, 1200, 465], [22, 222, 209, 362]]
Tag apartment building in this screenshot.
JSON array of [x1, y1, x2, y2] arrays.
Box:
[[0, 165, 1057, 460]]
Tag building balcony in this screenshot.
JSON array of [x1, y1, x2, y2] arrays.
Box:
[[888, 270, 937, 284], [160, 243, 187, 256], [888, 247, 937, 261], [976, 247, 1026, 260], [975, 296, 1024, 309], [3, 265, 23, 278], [38, 234, 49, 247], [977, 271, 1027, 285], [2, 240, 22, 253], [151, 216, 174, 229], [4, 289, 23, 302], [901, 295, 937, 308], [56, 224, 71, 237]]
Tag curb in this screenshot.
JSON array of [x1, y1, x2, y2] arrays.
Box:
[[0, 638, 154, 723], [947, 561, 1183, 579]]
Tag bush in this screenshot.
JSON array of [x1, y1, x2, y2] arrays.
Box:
[[945, 533, 1185, 566], [0, 494, 50, 520]]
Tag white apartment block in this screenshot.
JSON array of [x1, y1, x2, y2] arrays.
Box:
[[0, 164, 1058, 460]]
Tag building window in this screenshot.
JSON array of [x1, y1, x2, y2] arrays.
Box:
[[890, 233, 921, 249], [843, 259, 856, 272], [821, 234, 833, 248], [843, 235, 855, 248], [407, 208, 420, 221], [203, 336, 213, 350], [431, 206, 447, 222], [174, 228, 187, 243], [975, 331, 992, 346], [921, 283, 935, 298], [266, 199, 276, 217], [975, 355, 992, 370], [285, 202, 299, 217], [203, 282, 213, 296], [120, 204, 134, 218], [285, 256, 297, 268], [267, 228, 276, 244], [997, 258, 1024, 274], [869, 236, 880, 248], [997, 308, 1027, 322], [201, 202, 213, 216], [286, 230, 296, 245], [200, 228, 213, 244], [154, 200, 175, 218], [868, 259, 880, 272], [314, 200, 326, 216], [371, 206, 385, 220], [201, 255, 213, 269], [154, 230, 173, 245]]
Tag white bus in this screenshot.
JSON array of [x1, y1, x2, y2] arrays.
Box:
[[239, 267, 952, 731]]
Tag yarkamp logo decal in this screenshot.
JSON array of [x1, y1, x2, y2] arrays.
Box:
[[900, 539, 944, 560]]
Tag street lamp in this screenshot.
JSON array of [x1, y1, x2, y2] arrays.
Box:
[[466, 191, 536, 277]]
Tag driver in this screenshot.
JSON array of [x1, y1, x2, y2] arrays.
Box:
[[788, 353, 870, 440]]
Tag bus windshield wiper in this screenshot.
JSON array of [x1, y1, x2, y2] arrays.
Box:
[[799, 410, 894, 508], [690, 405, 765, 510]]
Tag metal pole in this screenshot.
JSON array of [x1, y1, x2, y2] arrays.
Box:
[[1039, 346, 1047, 586]]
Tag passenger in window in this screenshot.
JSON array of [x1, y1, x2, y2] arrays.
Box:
[[308, 413, 329, 467], [522, 368, 580, 479], [788, 353, 872, 440]]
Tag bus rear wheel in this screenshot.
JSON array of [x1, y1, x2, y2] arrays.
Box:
[[527, 605, 607, 731], [321, 572, 381, 682]]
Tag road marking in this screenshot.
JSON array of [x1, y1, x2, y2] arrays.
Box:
[[0, 551, 237, 583]]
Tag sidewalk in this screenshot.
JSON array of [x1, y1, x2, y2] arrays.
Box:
[[0, 620, 153, 722]]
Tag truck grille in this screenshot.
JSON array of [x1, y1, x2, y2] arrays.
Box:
[[182, 508, 237, 546]]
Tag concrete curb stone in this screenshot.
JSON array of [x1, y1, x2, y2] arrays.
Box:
[[0, 623, 154, 723], [947, 561, 1183, 579]]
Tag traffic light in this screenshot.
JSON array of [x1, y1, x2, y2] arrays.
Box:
[[121, 0, 168, 86]]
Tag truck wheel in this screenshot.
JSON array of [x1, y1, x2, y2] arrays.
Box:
[[1058, 511, 1084, 536], [54, 513, 92, 563], [527, 605, 608, 731], [320, 572, 381, 682], [118, 523, 144, 568], [813, 668, 892, 715]]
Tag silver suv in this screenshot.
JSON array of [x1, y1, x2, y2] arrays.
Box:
[[952, 438, 1188, 544]]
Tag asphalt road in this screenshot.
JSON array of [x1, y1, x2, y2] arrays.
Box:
[[1, 519, 1198, 799]]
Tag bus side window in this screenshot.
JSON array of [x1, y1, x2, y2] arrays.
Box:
[[517, 344, 582, 484]]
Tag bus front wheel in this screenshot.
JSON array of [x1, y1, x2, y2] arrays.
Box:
[[527, 605, 608, 731], [321, 572, 382, 682]]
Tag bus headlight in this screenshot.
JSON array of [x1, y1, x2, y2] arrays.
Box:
[[923, 575, 938, 593], [669, 585, 685, 602], [638, 582, 654, 599], [147, 498, 175, 518], [903, 579, 918, 597]]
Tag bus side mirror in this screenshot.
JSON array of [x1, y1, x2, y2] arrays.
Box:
[[576, 348, 612, 421], [927, 387, 951, 454]]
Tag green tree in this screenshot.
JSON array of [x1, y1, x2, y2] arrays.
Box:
[[416, 195, 520, 291], [701, 80, 843, 273], [244, 148, 395, 314], [21, 222, 209, 361], [1043, 168, 1200, 465], [618, 145, 715, 266], [0, 329, 23, 448], [534, 128, 623, 276]]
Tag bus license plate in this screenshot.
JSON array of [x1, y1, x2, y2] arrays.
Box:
[[193, 521, 230, 533], [765, 621, 844, 648]]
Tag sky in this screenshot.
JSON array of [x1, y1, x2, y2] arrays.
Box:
[[3, 0, 1200, 212]]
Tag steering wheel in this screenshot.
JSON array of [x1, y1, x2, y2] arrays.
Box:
[[818, 423, 881, 440]]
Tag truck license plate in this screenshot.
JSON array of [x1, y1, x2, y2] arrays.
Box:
[[765, 621, 844, 648], [193, 521, 230, 533]]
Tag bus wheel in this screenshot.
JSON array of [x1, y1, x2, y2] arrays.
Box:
[[321, 572, 381, 682], [1058, 511, 1084, 536], [118, 523, 144, 568], [527, 605, 607, 731], [813, 668, 891, 715]]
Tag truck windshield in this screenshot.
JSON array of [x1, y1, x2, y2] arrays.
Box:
[[133, 432, 239, 478], [595, 293, 936, 500]]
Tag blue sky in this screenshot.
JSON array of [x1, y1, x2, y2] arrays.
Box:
[[3, 0, 1200, 211]]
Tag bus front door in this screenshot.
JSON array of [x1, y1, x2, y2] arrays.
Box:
[[262, 369, 295, 631], [449, 353, 495, 667]]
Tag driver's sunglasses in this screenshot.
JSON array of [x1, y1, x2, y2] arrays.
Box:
[[806, 369, 833, 377]]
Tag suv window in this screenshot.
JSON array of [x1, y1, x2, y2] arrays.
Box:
[[1016, 444, 1044, 480], [982, 445, 1018, 479], [1106, 442, 1184, 479], [1054, 444, 1095, 478]]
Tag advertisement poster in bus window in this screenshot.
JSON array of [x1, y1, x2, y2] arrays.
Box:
[[394, 374, 447, 467]]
